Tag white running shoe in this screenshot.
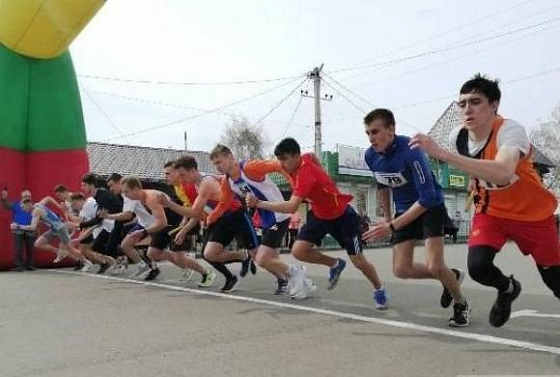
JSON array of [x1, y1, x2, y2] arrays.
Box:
[[132, 261, 150, 278], [80, 260, 95, 272], [288, 265, 307, 299]]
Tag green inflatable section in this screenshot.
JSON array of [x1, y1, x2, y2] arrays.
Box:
[[0, 44, 86, 152]]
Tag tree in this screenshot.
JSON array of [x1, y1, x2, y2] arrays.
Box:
[[220, 117, 267, 160], [530, 104, 560, 191]]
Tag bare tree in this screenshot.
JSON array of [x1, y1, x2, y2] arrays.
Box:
[[530, 104, 560, 190], [220, 117, 267, 160]]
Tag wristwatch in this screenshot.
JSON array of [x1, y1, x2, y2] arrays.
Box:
[[389, 222, 396, 232]]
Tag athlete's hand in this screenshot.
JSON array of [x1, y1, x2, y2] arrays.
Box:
[[159, 194, 171, 208], [408, 133, 447, 160], [245, 193, 259, 208], [174, 229, 187, 245], [10, 222, 19, 230], [362, 221, 391, 242]]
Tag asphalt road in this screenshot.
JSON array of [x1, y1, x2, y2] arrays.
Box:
[[1, 243, 559, 377]]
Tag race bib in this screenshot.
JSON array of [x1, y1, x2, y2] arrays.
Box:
[[374, 172, 408, 188]]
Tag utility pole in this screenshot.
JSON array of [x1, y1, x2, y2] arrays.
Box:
[[183, 131, 187, 151], [301, 64, 332, 158]]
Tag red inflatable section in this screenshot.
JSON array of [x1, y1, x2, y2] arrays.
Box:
[[0, 148, 89, 270]]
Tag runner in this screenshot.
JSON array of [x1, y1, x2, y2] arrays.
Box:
[[361, 108, 470, 326], [16, 196, 88, 265], [208, 144, 314, 296], [245, 138, 388, 307], [164, 155, 253, 293], [410, 73, 560, 327]]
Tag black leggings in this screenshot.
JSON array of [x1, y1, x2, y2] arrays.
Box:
[[468, 245, 560, 299]]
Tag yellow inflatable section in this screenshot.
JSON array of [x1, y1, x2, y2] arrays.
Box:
[[0, 0, 105, 59]]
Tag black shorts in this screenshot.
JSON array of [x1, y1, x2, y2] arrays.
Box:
[[261, 219, 289, 249], [91, 229, 111, 253], [206, 209, 258, 249], [391, 204, 446, 245], [297, 206, 363, 256], [150, 225, 192, 252], [79, 234, 94, 245]]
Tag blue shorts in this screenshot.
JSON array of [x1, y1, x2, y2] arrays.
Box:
[[297, 206, 363, 255]]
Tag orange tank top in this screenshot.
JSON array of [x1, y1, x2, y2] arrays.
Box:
[[457, 117, 556, 221]]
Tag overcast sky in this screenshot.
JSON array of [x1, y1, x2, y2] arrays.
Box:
[[70, 0, 560, 154]]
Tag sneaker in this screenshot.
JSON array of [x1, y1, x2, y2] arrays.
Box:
[[181, 268, 194, 282], [327, 258, 347, 290], [221, 275, 239, 293], [111, 262, 127, 276], [274, 278, 289, 295], [449, 301, 471, 327], [97, 263, 111, 275], [287, 265, 306, 297], [440, 268, 465, 308], [489, 276, 522, 328], [53, 247, 68, 263], [373, 288, 389, 310], [132, 262, 150, 278], [198, 270, 216, 287], [240, 255, 251, 278], [250, 260, 257, 275], [144, 267, 160, 281], [80, 260, 95, 273]]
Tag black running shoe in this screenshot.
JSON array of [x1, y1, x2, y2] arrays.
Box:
[[250, 260, 257, 275], [489, 275, 522, 328], [97, 263, 110, 275], [240, 257, 251, 278], [144, 267, 161, 281], [440, 268, 464, 308], [449, 301, 471, 327], [221, 275, 238, 293], [274, 278, 289, 295]]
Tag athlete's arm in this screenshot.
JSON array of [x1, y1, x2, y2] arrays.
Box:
[[144, 194, 167, 234], [205, 177, 233, 225], [39, 196, 64, 210], [250, 194, 303, 214], [102, 210, 134, 222], [409, 133, 520, 186]]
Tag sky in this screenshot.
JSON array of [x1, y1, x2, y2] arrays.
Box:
[[70, 0, 560, 155]]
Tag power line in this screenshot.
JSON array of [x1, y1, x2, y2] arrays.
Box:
[[82, 89, 310, 128], [255, 77, 309, 125], [321, 77, 367, 113], [342, 0, 537, 70], [78, 73, 305, 86], [100, 76, 303, 142], [79, 83, 129, 142], [283, 94, 304, 137], [329, 16, 560, 75]]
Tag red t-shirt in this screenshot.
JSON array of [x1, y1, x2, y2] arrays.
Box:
[[291, 154, 353, 220]]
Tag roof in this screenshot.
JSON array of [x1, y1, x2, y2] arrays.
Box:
[[86, 142, 215, 181], [428, 102, 555, 168]]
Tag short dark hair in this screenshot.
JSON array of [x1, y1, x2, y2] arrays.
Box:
[[54, 184, 68, 193], [174, 155, 198, 171], [107, 173, 122, 183], [163, 160, 175, 169], [460, 73, 501, 103], [70, 192, 85, 201], [274, 138, 301, 157], [363, 108, 395, 128], [209, 144, 233, 160], [81, 173, 98, 186]]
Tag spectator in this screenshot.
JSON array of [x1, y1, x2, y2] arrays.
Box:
[[1, 188, 36, 271]]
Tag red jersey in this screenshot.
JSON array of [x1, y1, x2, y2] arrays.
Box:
[[291, 153, 353, 220]]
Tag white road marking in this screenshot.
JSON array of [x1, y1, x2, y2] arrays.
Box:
[[49, 269, 560, 356], [511, 310, 560, 319]]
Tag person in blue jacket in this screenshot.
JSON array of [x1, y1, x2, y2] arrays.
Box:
[[361, 108, 470, 327]]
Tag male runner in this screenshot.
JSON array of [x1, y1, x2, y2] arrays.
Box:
[[361, 108, 469, 326], [208, 144, 314, 296], [245, 138, 387, 308], [164, 156, 253, 293], [410, 74, 560, 327]]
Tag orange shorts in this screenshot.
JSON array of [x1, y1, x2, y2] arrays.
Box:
[[469, 213, 560, 266]]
